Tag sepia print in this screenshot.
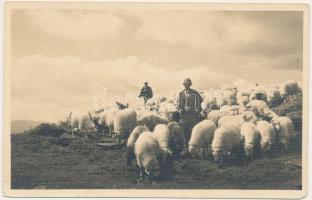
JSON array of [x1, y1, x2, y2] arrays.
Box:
[[3, 2, 309, 198]]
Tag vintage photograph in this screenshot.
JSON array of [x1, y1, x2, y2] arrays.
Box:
[[4, 2, 308, 198]]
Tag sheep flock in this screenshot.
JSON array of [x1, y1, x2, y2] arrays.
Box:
[[65, 80, 302, 181]]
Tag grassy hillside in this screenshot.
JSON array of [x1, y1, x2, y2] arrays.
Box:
[[11, 132, 301, 189], [11, 94, 303, 189]]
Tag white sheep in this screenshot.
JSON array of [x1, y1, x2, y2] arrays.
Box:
[[207, 110, 224, 126], [218, 115, 243, 129], [188, 120, 217, 158], [231, 105, 241, 115], [240, 122, 261, 159], [126, 125, 149, 167], [272, 116, 295, 152], [201, 98, 220, 113], [221, 89, 237, 106], [246, 100, 278, 121], [241, 111, 258, 124], [246, 99, 269, 114], [236, 89, 251, 107], [152, 124, 172, 156], [256, 120, 276, 152], [220, 105, 233, 115], [113, 108, 137, 142], [237, 105, 248, 115], [158, 100, 177, 119], [98, 107, 118, 135], [266, 87, 283, 107], [134, 131, 161, 180], [250, 85, 268, 102], [212, 126, 241, 168], [71, 114, 97, 133], [201, 89, 225, 111], [146, 98, 158, 112], [230, 105, 248, 116], [137, 112, 169, 131]]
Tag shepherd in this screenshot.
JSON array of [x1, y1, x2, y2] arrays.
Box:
[[138, 82, 153, 107], [177, 78, 203, 147]]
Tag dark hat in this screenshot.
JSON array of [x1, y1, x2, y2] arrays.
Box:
[[183, 78, 192, 84]]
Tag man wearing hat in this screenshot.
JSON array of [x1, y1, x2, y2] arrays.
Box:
[[177, 78, 203, 146], [139, 82, 153, 106]]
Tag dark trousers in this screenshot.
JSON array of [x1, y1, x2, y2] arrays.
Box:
[[180, 115, 199, 147]]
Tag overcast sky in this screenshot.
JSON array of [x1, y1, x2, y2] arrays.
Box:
[[11, 8, 303, 122]]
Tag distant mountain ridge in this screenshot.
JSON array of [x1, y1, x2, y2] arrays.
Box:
[[11, 120, 43, 134]]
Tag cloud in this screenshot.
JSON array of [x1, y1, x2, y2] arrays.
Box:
[[11, 10, 303, 122], [16, 10, 303, 71], [25, 10, 126, 40], [12, 55, 231, 122], [133, 11, 265, 48]]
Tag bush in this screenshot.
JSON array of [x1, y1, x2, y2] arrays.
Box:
[[27, 123, 64, 137]]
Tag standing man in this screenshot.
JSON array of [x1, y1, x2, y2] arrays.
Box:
[[177, 78, 203, 146], [138, 82, 153, 106]]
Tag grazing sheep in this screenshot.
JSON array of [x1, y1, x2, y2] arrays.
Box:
[[137, 112, 169, 131], [98, 107, 118, 135], [231, 105, 241, 115], [272, 116, 295, 152], [207, 110, 224, 126], [153, 124, 172, 156], [188, 120, 217, 158], [201, 98, 220, 114], [237, 95, 250, 107], [134, 131, 161, 180], [158, 101, 177, 119], [241, 111, 258, 124], [146, 98, 158, 112], [167, 122, 186, 157], [220, 105, 233, 115], [236, 90, 251, 107], [240, 122, 261, 159], [237, 105, 248, 115], [126, 125, 149, 167], [250, 85, 268, 102], [283, 80, 301, 95], [72, 115, 96, 132], [200, 88, 224, 110], [113, 108, 137, 142], [218, 115, 243, 129], [212, 126, 242, 168], [266, 87, 283, 108], [256, 120, 276, 153], [222, 89, 237, 106], [246, 100, 278, 121]]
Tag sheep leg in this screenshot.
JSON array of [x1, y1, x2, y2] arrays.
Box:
[[139, 167, 144, 181], [202, 144, 207, 158], [126, 148, 135, 168], [205, 144, 209, 158], [218, 155, 224, 169], [202, 145, 206, 158], [161, 153, 168, 167]]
